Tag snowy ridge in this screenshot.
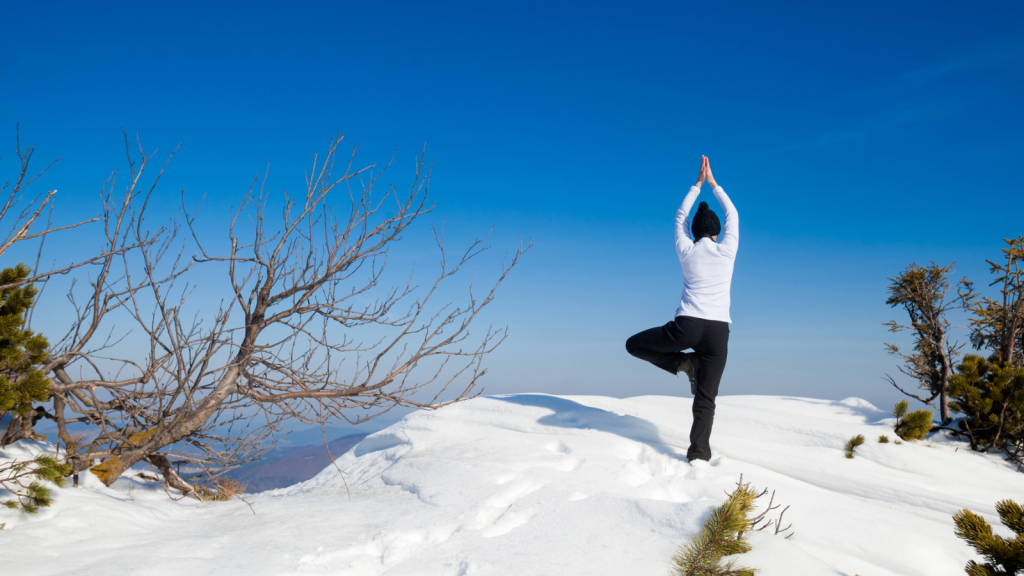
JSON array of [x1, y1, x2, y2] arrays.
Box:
[[2, 394, 1019, 575]]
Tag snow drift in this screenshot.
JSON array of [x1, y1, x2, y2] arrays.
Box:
[[2, 394, 1019, 575]]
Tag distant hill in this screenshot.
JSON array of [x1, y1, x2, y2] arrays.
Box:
[[227, 434, 366, 493]]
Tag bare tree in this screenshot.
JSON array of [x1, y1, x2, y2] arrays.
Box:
[[43, 134, 527, 497], [884, 262, 973, 424]]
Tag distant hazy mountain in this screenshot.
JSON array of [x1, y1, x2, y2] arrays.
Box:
[[227, 434, 367, 493]]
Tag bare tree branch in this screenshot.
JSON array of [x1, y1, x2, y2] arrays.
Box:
[[33, 134, 528, 497]]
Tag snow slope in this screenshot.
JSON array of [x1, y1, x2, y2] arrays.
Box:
[[2, 394, 1020, 575]]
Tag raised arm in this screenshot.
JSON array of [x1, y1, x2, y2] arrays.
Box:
[[675, 157, 706, 256], [705, 158, 739, 256]]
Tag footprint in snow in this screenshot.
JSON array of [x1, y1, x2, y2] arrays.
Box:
[[543, 440, 572, 454], [471, 480, 542, 536], [688, 454, 727, 468], [539, 440, 581, 472], [686, 454, 729, 480], [481, 508, 538, 538]]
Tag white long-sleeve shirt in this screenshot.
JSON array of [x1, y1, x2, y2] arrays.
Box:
[[674, 185, 739, 323]]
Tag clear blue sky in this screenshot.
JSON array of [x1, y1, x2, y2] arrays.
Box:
[[2, 0, 1022, 429]]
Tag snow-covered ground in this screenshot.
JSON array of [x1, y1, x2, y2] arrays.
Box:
[[2, 394, 1019, 575]]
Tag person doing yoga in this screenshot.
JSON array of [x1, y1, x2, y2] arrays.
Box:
[[625, 155, 738, 463]]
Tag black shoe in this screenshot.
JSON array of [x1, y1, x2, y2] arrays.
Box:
[[676, 353, 700, 395]]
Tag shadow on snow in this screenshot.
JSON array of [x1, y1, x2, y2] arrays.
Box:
[[492, 393, 688, 461]]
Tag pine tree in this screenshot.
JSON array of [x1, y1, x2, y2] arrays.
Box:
[[0, 264, 50, 446], [967, 236, 1024, 366], [884, 262, 972, 423], [950, 237, 1024, 465], [949, 355, 1024, 456], [891, 401, 934, 441], [0, 265, 65, 513], [953, 499, 1024, 575]]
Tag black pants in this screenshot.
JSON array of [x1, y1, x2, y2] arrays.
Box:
[[625, 315, 730, 462]]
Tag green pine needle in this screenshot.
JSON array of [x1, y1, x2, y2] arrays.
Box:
[[0, 454, 72, 514], [953, 500, 1024, 574], [670, 481, 760, 575]]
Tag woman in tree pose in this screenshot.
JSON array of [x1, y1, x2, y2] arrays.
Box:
[[625, 155, 738, 463]]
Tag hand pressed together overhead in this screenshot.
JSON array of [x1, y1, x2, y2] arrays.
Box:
[[694, 155, 718, 189]]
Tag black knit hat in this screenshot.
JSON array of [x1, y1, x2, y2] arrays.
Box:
[[692, 202, 721, 240]]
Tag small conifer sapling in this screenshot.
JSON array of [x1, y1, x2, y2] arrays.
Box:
[[892, 401, 934, 441], [670, 475, 793, 575], [670, 487, 756, 575], [845, 434, 865, 458]]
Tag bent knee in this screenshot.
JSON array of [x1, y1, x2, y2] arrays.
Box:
[[625, 335, 642, 356]]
